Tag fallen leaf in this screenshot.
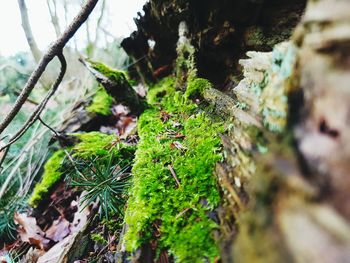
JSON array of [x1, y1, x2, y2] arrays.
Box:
[[45, 216, 70, 242], [70, 194, 91, 233], [14, 213, 50, 250]]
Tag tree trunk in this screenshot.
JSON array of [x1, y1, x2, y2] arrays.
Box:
[[17, 0, 42, 63]]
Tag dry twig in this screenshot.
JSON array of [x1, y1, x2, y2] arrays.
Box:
[[168, 164, 181, 188]]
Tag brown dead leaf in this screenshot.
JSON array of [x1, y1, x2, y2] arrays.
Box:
[[14, 213, 50, 250], [45, 216, 70, 242]]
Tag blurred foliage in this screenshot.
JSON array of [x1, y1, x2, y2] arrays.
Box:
[[0, 52, 32, 102]]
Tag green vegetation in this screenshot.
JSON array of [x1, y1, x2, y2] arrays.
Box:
[[125, 76, 223, 262], [87, 59, 130, 87], [68, 132, 135, 218], [71, 132, 118, 158], [86, 59, 147, 114], [68, 154, 131, 219], [91, 233, 108, 245], [185, 77, 212, 99], [0, 198, 26, 242], [29, 150, 66, 207], [86, 87, 114, 116], [71, 131, 135, 166], [29, 132, 136, 209]]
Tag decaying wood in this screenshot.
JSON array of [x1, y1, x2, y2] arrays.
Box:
[[122, 0, 306, 85], [57, 100, 110, 134], [293, 0, 350, 221], [210, 0, 350, 262], [80, 59, 146, 115], [119, 0, 350, 260]]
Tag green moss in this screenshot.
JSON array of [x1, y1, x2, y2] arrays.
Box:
[[86, 87, 113, 116], [91, 233, 108, 245], [125, 77, 223, 262], [87, 60, 130, 87], [185, 78, 212, 99], [147, 77, 177, 105], [71, 132, 135, 166], [29, 150, 65, 207], [71, 132, 117, 158]]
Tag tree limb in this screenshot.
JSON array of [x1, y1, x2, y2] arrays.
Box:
[[0, 52, 67, 152], [0, 0, 99, 136], [47, 0, 62, 38], [94, 0, 106, 49]]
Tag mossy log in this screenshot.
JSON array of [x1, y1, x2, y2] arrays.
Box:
[[119, 0, 350, 262], [58, 60, 145, 134], [80, 59, 146, 115]]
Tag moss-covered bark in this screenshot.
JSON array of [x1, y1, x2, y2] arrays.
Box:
[[124, 76, 224, 262]]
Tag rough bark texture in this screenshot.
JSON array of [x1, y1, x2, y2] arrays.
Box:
[[121, 0, 306, 86]]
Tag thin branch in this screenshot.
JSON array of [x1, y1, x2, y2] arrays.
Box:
[[0, 135, 11, 172], [13, 91, 38, 106], [0, 53, 67, 152], [47, 0, 62, 38], [38, 116, 60, 137], [0, 0, 99, 136], [94, 0, 106, 47]]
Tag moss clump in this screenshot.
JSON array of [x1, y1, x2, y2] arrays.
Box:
[[86, 59, 146, 115], [71, 132, 135, 165], [71, 132, 117, 158], [147, 77, 176, 105], [91, 233, 108, 245], [29, 150, 65, 207], [125, 77, 223, 262], [86, 87, 113, 116], [87, 60, 130, 87], [185, 78, 212, 99]]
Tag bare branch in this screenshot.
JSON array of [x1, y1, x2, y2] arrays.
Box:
[[0, 53, 67, 152], [0, 0, 99, 136], [94, 0, 106, 47], [47, 0, 62, 37], [17, 0, 42, 63]]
